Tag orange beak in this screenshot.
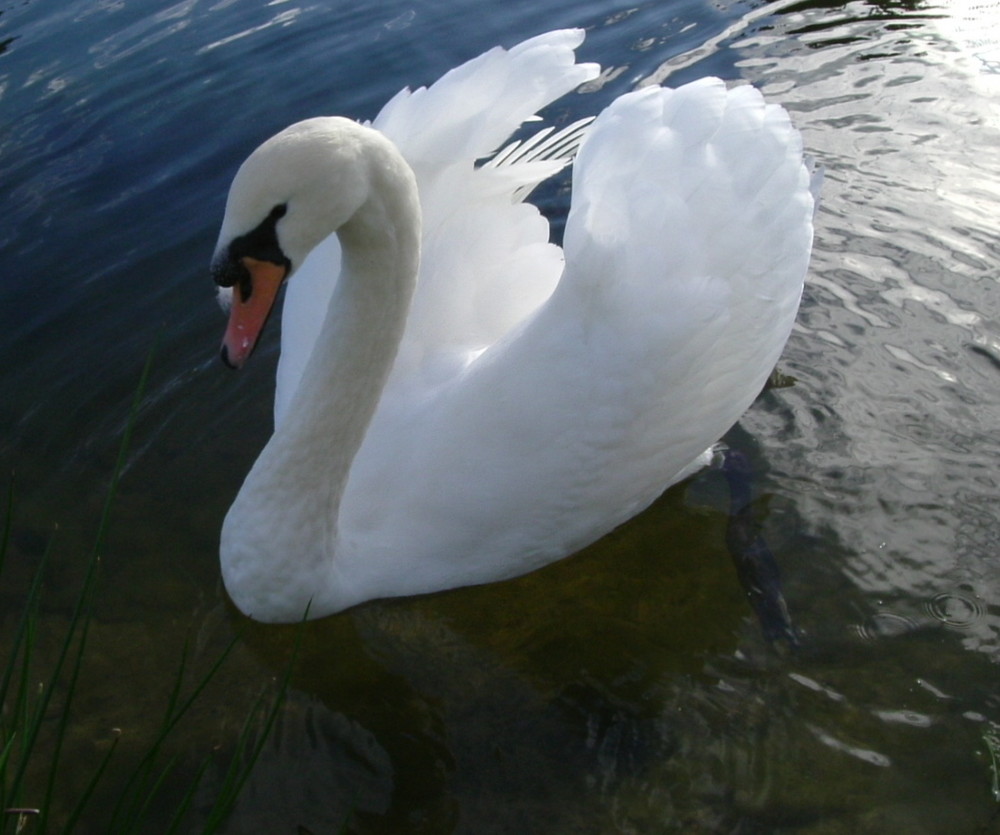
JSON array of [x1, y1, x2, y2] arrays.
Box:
[[221, 257, 287, 369]]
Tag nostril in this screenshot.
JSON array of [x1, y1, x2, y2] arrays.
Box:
[[238, 270, 253, 302], [220, 343, 238, 369]]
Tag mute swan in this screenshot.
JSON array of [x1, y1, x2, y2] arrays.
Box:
[[211, 29, 816, 623]]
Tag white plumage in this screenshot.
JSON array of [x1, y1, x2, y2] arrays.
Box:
[[212, 29, 816, 622]]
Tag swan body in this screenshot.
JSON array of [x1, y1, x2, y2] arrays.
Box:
[[211, 30, 816, 623]]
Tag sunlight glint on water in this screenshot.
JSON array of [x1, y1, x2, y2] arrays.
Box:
[[1, 0, 999, 831]]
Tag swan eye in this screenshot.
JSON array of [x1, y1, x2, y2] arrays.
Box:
[[213, 202, 292, 289]]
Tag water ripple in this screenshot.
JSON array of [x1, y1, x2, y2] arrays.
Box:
[[197, 6, 304, 54], [89, 0, 199, 69], [872, 709, 934, 729], [807, 724, 893, 768], [925, 591, 986, 629], [854, 611, 922, 641]]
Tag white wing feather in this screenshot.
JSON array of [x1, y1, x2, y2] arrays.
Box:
[[276, 30, 599, 425], [271, 33, 814, 603], [333, 79, 813, 600]]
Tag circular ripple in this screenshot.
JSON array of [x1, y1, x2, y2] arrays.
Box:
[[925, 592, 985, 629], [855, 612, 919, 640]]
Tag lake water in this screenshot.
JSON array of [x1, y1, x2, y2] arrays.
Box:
[[3, 0, 1000, 832]]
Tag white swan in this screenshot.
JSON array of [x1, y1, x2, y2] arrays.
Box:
[[211, 29, 816, 623]]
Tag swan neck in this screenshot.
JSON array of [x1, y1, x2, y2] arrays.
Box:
[[224, 144, 420, 621], [292, 158, 421, 526]]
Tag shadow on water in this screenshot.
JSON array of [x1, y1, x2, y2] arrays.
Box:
[[208, 472, 788, 831], [12, 366, 995, 832], [210, 458, 1000, 834], [211, 445, 856, 834]]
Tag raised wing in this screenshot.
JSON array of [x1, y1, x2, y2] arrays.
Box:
[[275, 30, 599, 425]]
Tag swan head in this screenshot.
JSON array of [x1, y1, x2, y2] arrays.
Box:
[[211, 117, 382, 368]]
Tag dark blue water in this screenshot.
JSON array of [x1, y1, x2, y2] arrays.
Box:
[[3, 0, 1000, 832]]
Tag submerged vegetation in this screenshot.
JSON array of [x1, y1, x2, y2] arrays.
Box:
[[0, 354, 291, 833], [984, 723, 1000, 804]]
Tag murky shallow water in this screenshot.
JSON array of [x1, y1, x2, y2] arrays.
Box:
[[2, 0, 1000, 832]]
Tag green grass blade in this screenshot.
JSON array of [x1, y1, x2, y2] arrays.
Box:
[[3, 343, 157, 831], [124, 752, 186, 829], [2, 575, 43, 813], [158, 636, 240, 743], [106, 636, 196, 830], [984, 723, 1000, 802], [199, 688, 273, 834], [14, 500, 103, 829], [3, 338, 289, 832], [159, 637, 195, 736], [7, 563, 90, 827], [93, 336, 159, 560], [0, 478, 13, 579], [162, 752, 216, 835], [0, 540, 49, 722], [201, 619, 304, 833], [60, 731, 120, 834], [0, 731, 18, 816], [56, 343, 160, 830], [37, 586, 99, 833], [108, 634, 241, 831], [111, 636, 239, 828]]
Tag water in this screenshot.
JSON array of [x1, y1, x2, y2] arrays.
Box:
[[3, 0, 1000, 831]]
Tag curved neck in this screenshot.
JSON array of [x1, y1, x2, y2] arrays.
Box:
[[223, 147, 420, 621], [284, 178, 420, 521]]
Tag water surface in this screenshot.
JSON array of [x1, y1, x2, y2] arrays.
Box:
[[2, 0, 1000, 832]]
